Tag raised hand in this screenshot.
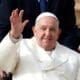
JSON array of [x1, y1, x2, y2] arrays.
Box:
[[10, 9, 29, 38]]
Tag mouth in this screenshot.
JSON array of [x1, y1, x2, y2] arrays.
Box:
[[44, 38, 53, 40], [43, 38, 53, 43]]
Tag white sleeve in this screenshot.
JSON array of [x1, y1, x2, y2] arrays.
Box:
[[76, 53, 80, 80], [0, 33, 21, 73]]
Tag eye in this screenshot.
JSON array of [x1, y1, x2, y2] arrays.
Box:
[[50, 27, 56, 32], [40, 26, 46, 31]]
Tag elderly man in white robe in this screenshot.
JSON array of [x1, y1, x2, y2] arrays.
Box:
[[0, 9, 80, 80]]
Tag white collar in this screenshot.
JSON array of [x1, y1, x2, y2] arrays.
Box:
[[33, 42, 57, 71], [26, 37, 68, 71]]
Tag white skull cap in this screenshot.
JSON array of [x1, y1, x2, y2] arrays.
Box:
[[35, 12, 59, 24]]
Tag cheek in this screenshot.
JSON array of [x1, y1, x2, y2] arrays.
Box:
[[53, 31, 60, 40], [36, 30, 44, 37], [56, 29, 61, 39], [56, 32, 60, 40], [35, 31, 42, 40]]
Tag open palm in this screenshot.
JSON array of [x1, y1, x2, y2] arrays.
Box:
[[10, 9, 29, 38]]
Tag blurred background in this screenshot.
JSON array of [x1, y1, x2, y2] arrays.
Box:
[[75, 0, 80, 28]]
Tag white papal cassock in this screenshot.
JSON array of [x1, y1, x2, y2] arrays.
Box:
[[0, 34, 80, 80]]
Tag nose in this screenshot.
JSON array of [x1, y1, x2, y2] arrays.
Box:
[[45, 29, 51, 36]]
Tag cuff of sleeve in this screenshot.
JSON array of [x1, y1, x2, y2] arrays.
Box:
[[9, 33, 23, 43]]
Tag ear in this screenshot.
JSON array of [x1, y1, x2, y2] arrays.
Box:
[[56, 28, 61, 40], [32, 26, 35, 35]]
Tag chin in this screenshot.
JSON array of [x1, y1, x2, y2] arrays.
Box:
[[43, 45, 54, 51], [44, 47, 53, 51]]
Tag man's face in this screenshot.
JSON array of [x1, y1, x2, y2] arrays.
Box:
[[33, 16, 60, 51]]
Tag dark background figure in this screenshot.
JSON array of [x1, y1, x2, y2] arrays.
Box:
[[76, 28, 80, 52], [39, 0, 79, 51], [0, 0, 40, 40], [0, 0, 79, 51], [0, 0, 18, 41]]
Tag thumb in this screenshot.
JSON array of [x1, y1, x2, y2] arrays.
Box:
[[22, 20, 29, 29]]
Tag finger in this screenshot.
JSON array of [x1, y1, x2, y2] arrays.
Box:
[[0, 70, 7, 79], [22, 20, 29, 28], [13, 8, 19, 18], [2, 71, 7, 77], [10, 8, 19, 21], [19, 10, 24, 22]]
